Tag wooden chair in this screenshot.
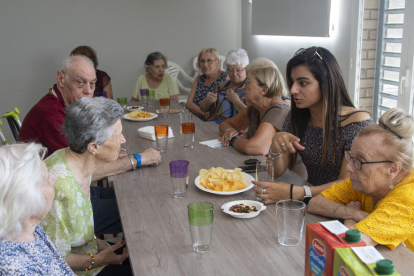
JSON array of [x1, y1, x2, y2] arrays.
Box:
[[192, 55, 226, 78]]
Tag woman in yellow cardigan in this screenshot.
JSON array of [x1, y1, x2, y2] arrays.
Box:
[[308, 107, 414, 251]]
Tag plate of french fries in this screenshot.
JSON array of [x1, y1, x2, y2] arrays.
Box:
[[195, 167, 254, 195], [123, 110, 158, 121]]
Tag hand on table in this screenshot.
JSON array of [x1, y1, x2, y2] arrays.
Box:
[[253, 180, 292, 205], [140, 148, 161, 166], [346, 201, 370, 222], [271, 132, 305, 154], [219, 128, 239, 147], [95, 241, 129, 266]]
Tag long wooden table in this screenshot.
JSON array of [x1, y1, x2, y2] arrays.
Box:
[[109, 101, 414, 275]]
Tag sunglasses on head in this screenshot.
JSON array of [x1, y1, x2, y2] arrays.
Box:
[[294, 47, 323, 60]]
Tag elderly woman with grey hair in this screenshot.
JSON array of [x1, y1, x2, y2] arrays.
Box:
[[200, 48, 249, 123], [0, 143, 74, 275], [42, 97, 132, 275], [131, 51, 180, 102]]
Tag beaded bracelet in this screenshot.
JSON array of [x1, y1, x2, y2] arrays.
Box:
[[84, 253, 95, 271]]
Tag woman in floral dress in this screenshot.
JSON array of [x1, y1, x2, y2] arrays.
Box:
[[42, 97, 132, 276]]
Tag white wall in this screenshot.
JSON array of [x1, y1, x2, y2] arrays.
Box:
[[241, 0, 356, 85], [0, 0, 241, 142]]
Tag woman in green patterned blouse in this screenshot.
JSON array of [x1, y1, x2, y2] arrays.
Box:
[[42, 97, 133, 276]]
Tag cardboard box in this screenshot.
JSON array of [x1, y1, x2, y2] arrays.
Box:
[[305, 221, 366, 276], [334, 247, 400, 276]]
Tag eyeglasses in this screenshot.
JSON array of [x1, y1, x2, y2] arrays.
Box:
[[199, 59, 217, 65], [227, 68, 245, 74], [345, 151, 393, 170], [294, 47, 323, 60]]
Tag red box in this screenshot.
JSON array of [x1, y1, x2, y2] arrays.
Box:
[[304, 222, 366, 276]]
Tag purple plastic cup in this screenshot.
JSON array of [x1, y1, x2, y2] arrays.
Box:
[[140, 89, 149, 106], [170, 160, 189, 198]]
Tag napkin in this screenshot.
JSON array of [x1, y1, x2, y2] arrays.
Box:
[[137, 126, 174, 141], [199, 139, 225, 149]]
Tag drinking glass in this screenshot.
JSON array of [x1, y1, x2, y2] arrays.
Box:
[[117, 97, 127, 109], [148, 90, 155, 107], [160, 98, 170, 118], [188, 202, 214, 253], [256, 160, 274, 201], [140, 89, 149, 107], [169, 160, 189, 198], [180, 111, 192, 134], [181, 122, 195, 149], [154, 125, 168, 152], [276, 200, 306, 246]]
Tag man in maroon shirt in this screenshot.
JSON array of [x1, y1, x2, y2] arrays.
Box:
[[18, 55, 161, 235], [19, 55, 161, 178]]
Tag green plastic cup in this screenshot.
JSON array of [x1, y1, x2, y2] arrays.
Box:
[[117, 97, 128, 107], [147, 90, 155, 107], [188, 202, 213, 253]]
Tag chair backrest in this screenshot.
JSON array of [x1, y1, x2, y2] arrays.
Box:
[[192, 55, 226, 78], [165, 61, 194, 94]]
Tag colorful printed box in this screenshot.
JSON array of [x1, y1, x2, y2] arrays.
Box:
[[334, 247, 400, 276], [305, 221, 366, 276]]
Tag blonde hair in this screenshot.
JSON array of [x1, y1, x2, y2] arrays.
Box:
[[197, 48, 220, 68], [359, 108, 414, 171], [245, 62, 287, 99]]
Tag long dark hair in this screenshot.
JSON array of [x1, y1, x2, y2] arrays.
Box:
[[286, 47, 356, 170]]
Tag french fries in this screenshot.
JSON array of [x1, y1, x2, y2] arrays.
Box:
[[199, 167, 246, 192], [126, 110, 154, 119]]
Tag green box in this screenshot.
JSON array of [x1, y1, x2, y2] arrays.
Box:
[[333, 248, 400, 276]]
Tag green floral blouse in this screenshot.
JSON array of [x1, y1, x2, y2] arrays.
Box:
[[42, 148, 104, 276]]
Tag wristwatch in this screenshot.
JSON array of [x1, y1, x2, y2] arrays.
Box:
[[302, 185, 312, 205]]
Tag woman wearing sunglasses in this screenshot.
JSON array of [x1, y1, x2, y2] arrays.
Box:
[[186, 48, 229, 121], [254, 47, 372, 203], [219, 59, 290, 156], [308, 108, 414, 251], [199, 49, 249, 124]]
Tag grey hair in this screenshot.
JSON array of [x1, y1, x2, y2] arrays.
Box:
[[61, 55, 95, 79], [225, 48, 249, 68], [64, 97, 124, 154], [359, 108, 414, 171], [0, 143, 48, 239], [144, 52, 168, 73]]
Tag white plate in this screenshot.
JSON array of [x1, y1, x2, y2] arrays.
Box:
[[125, 106, 144, 112], [123, 113, 158, 122], [194, 170, 254, 195], [221, 200, 266, 219]]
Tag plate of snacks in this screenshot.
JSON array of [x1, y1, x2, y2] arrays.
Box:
[[125, 105, 144, 112], [195, 167, 254, 195], [221, 200, 266, 219], [123, 110, 158, 121]]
